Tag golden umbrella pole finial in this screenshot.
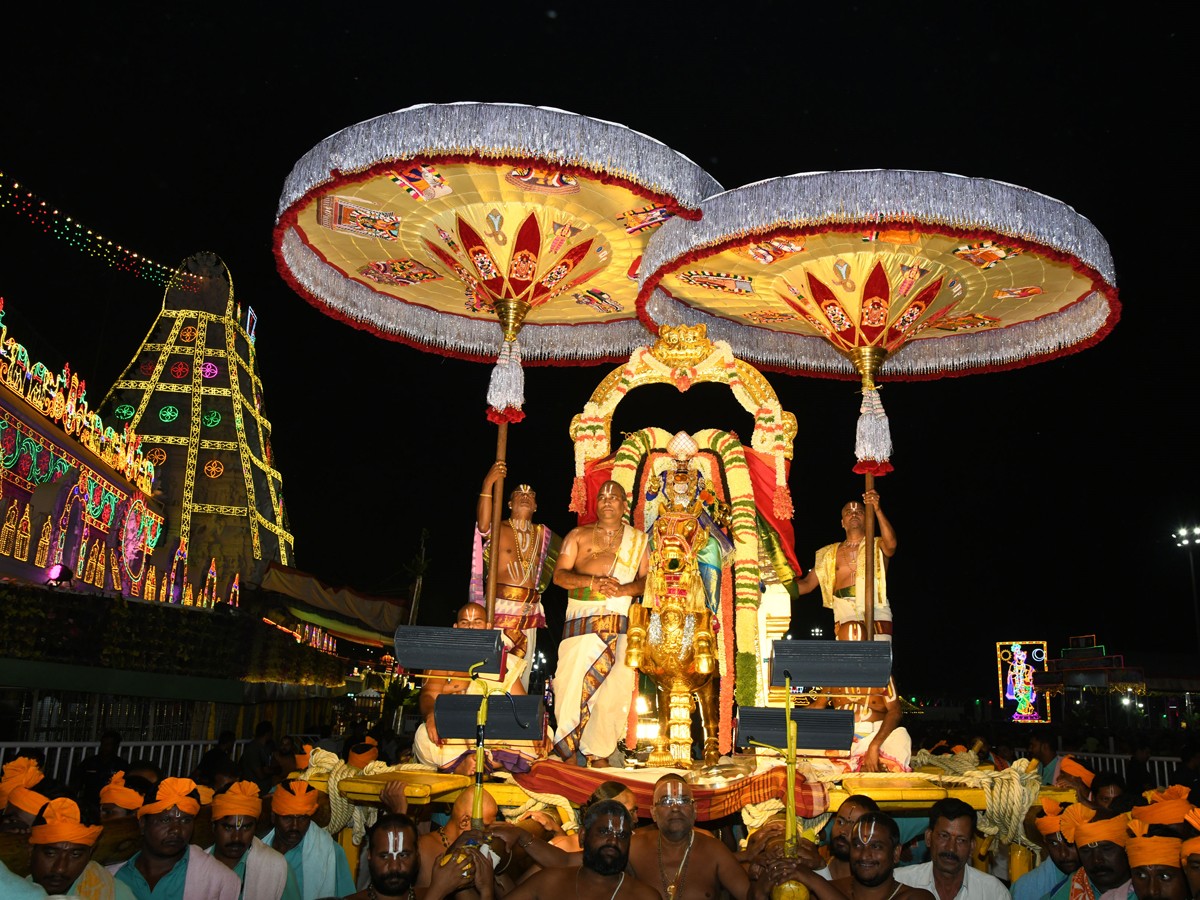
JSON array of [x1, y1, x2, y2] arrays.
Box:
[[495, 298, 532, 344], [846, 347, 890, 643]]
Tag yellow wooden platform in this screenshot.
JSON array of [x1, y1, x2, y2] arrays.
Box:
[[333, 770, 474, 804], [827, 775, 1074, 815], [329, 771, 575, 825]]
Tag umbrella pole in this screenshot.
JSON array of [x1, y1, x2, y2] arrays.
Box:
[[847, 347, 887, 646], [485, 422, 508, 626], [863, 472, 876, 642]]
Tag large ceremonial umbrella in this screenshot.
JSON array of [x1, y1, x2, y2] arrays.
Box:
[[274, 102, 721, 620], [637, 170, 1119, 635]]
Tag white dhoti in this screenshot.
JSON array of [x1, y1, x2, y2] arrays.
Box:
[[850, 719, 912, 772], [412, 657, 538, 773], [551, 526, 647, 762], [411, 722, 541, 773]]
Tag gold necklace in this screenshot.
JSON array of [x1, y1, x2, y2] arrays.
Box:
[[590, 523, 621, 558], [657, 831, 694, 900], [507, 521, 537, 579]]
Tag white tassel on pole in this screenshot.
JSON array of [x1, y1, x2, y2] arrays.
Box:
[[854, 387, 893, 475], [486, 339, 525, 423]]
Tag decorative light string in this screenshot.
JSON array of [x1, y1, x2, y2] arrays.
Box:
[[0, 170, 202, 290]]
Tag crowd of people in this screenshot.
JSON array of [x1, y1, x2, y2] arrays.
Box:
[[4, 467, 1200, 899], [3, 721, 1200, 900]]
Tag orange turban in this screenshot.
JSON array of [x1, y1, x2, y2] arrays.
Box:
[[1182, 836, 1200, 863], [1185, 808, 1200, 833], [1073, 814, 1130, 847], [1132, 800, 1194, 825], [1035, 798, 1065, 836], [1145, 785, 1191, 804], [1059, 804, 1095, 844], [1133, 785, 1195, 826], [2, 758, 44, 788], [212, 781, 263, 820], [1127, 836, 1183, 869], [138, 777, 201, 819], [348, 739, 379, 769], [0, 758, 45, 807], [99, 772, 144, 811], [1035, 814, 1064, 836], [8, 786, 51, 817], [271, 781, 319, 817], [294, 744, 313, 772], [1059, 756, 1094, 788], [29, 798, 102, 847]]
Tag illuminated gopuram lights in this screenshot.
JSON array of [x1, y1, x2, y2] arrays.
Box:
[[100, 252, 294, 605], [0, 299, 164, 593]]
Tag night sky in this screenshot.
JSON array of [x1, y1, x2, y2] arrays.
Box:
[[0, 5, 1189, 700]]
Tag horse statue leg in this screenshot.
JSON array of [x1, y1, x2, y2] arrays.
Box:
[[695, 675, 721, 766]]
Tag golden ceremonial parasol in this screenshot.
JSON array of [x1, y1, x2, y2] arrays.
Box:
[[274, 102, 721, 620], [637, 170, 1119, 635]]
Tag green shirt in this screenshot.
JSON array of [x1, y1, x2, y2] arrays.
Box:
[[114, 849, 189, 899]]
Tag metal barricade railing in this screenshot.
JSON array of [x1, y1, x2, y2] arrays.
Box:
[[0, 735, 323, 784], [1059, 751, 1180, 788]]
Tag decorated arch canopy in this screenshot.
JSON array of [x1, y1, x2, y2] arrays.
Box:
[[568, 323, 797, 517]]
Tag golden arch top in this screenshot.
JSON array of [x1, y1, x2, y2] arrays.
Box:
[[569, 324, 797, 514]]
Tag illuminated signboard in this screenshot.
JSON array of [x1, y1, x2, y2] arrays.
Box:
[[996, 641, 1050, 724]]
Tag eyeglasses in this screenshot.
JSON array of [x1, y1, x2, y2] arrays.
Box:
[[654, 797, 694, 808]]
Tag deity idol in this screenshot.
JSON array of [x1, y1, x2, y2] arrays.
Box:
[[626, 432, 733, 766]]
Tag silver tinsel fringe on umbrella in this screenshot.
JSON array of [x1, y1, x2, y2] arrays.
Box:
[[643, 169, 1114, 284], [278, 102, 723, 218]]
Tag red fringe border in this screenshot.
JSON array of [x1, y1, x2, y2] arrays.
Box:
[[486, 407, 525, 425], [853, 459, 894, 476]]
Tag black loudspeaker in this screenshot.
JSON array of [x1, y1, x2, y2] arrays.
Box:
[[432, 694, 546, 741], [394, 625, 504, 676], [769, 639, 892, 690]]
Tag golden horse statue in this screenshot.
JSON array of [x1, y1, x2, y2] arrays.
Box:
[[626, 432, 730, 767]]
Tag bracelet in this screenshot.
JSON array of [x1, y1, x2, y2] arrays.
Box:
[[518, 834, 533, 849]]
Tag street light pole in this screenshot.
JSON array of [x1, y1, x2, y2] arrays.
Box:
[[1175, 526, 1200, 655]]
